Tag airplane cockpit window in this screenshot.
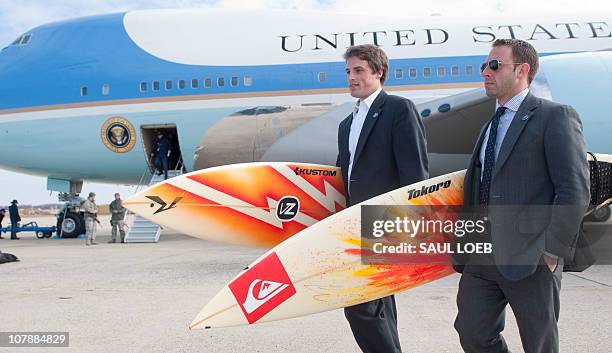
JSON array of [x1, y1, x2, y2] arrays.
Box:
[[11, 33, 32, 46], [205, 78, 212, 88], [231, 77, 239, 87], [437, 67, 446, 77], [102, 84, 110, 95], [21, 34, 31, 45], [178, 80, 185, 89], [191, 79, 199, 89], [152, 81, 160, 91], [244, 75, 253, 86], [140, 82, 147, 92], [465, 65, 474, 76]]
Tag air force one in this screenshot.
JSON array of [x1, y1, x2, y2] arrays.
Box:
[[0, 9, 611, 236]]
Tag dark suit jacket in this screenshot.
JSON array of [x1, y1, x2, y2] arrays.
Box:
[[456, 93, 590, 280], [336, 90, 428, 206], [9, 204, 20, 223]]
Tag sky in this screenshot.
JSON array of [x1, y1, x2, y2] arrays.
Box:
[[0, 0, 610, 205]]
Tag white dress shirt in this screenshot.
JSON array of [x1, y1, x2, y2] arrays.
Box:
[[348, 87, 382, 181]]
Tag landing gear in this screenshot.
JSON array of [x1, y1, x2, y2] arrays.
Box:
[[56, 212, 85, 238]]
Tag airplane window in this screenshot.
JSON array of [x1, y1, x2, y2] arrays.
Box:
[[318, 72, 326, 82], [437, 67, 445, 77], [11, 36, 21, 45], [178, 79, 185, 89], [80, 86, 88, 97], [165, 80, 173, 90], [409, 68, 417, 79], [451, 66, 459, 76], [204, 78, 212, 88], [423, 67, 432, 78], [218, 77, 225, 87], [465, 65, 473, 75], [20, 34, 31, 45], [153, 81, 160, 91], [102, 84, 110, 95], [231, 77, 239, 87], [139, 82, 147, 92], [191, 79, 199, 89], [244, 75, 253, 86], [395, 68, 402, 79]]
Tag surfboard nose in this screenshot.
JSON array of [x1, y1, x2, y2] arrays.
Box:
[[189, 286, 248, 330], [122, 181, 180, 224]]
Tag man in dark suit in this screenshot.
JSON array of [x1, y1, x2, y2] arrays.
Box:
[[336, 44, 428, 353], [9, 200, 21, 240], [151, 131, 172, 180], [453, 39, 590, 353]]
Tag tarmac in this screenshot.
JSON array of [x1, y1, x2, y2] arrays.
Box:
[[1, 215, 611, 353]]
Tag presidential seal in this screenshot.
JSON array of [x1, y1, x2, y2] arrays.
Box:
[[101, 116, 136, 153]]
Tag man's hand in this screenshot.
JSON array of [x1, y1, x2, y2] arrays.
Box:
[[543, 253, 558, 272]]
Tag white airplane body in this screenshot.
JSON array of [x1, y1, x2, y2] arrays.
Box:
[[0, 9, 611, 234]]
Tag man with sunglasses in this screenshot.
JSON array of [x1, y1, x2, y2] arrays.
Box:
[[453, 39, 589, 353]]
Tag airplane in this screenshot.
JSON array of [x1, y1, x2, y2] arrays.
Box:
[[0, 9, 611, 237]]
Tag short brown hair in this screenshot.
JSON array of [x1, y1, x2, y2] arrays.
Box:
[[492, 39, 539, 84], [343, 44, 389, 84]]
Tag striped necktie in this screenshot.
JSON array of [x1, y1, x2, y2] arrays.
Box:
[[479, 106, 507, 205]]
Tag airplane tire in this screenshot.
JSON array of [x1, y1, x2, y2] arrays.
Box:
[[57, 212, 85, 238]]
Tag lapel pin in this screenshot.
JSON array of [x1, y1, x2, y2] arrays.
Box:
[[521, 115, 530, 121], [373, 112, 379, 118]]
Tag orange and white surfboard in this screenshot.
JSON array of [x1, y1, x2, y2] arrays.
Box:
[[123, 162, 346, 248]]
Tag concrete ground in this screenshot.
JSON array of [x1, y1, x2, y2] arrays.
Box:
[[1, 215, 611, 353]]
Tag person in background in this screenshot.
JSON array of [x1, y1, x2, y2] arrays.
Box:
[[151, 131, 172, 180], [0, 208, 6, 239], [9, 200, 21, 240], [82, 192, 99, 246], [109, 193, 127, 243]]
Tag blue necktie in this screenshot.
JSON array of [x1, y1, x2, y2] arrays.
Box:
[[479, 106, 507, 205]]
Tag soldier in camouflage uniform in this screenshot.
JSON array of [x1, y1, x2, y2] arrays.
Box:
[[82, 192, 99, 246]]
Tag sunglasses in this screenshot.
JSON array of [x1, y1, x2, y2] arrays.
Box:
[[480, 59, 524, 72]]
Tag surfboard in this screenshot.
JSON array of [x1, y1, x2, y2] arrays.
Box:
[[188, 153, 612, 329], [122, 162, 346, 248]]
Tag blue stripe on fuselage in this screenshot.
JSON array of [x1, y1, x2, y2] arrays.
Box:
[[0, 12, 568, 111]]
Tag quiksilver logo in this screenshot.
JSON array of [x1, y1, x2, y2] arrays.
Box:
[[407, 180, 452, 200], [293, 167, 337, 177], [243, 279, 290, 314]]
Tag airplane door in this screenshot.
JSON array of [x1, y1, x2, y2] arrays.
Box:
[[141, 124, 184, 173]]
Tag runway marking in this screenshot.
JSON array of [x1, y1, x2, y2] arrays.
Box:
[[567, 273, 612, 288]]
